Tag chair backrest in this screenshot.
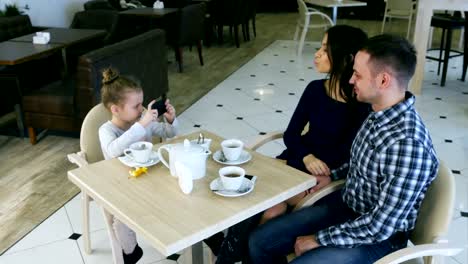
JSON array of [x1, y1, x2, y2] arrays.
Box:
[[178, 3, 206, 45], [84, 0, 115, 10], [297, 0, 307, 20], [80, 103, 112, 164], [76, 29, 168, 119], [410, 160, 455, 245], [385, 0, 415, 15], [70, 10, 119, 34], [0, 15, 33, 42]]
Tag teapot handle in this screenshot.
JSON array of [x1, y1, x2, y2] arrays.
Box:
[[157, 145, 171, 170]]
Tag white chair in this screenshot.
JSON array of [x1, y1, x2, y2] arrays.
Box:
[[294, 0, 334, 57], [381, 0, 417, 38], [248, 133, 464, 264]]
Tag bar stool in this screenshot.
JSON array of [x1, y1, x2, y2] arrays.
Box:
[[426, 13, 466, 86], [462, 11, 468, 82]]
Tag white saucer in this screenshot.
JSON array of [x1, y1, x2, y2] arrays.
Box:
[[118, 151, 160, 167], [212, 150, 252, 165], [210, 177, 254, 197]]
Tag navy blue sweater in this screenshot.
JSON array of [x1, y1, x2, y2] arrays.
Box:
[[278, 79, 370, 173]]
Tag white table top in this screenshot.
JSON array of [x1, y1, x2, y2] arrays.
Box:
[[304, 0, 367, 8], [68, 130, 316, 256]]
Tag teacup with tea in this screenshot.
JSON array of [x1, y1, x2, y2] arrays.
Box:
[[124, 141, 153, 163], [219, 166, 245, 190], [221, 139, 244, 161]]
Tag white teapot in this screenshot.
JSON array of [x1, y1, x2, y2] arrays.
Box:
[[158, 139, 211, 179]]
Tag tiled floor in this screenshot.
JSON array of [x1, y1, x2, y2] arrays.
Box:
[[1, 40, 467, 264]]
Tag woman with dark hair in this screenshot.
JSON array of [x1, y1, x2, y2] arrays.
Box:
[[206, 25, 370, 264], [260, 25, 370, 223]]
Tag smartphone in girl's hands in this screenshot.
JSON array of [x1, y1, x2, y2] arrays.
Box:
[[151, 96, 167, 117]]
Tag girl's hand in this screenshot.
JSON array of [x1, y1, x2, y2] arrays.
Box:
[[303, 154, 331, 176], [163, 99, 176, 124], [139, 100, 158, 127]]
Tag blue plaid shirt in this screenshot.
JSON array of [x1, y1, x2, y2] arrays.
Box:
[[316, 92, 439, 247]]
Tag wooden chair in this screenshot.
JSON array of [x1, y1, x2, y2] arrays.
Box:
[[67, 103, 111, 256], [294, 0, 334, 57], [68, 103, 166, 264], [248, 132, 464, 263]]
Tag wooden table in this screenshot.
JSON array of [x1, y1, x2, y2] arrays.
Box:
[[10, 28, 106, 45], [411, 0, 468, 94], [0, 41, 62, 66], [303, 0, 367, 24], [120, 7, 179, 18], [68, 130, 316, 263], [9, 28, 106, 73]]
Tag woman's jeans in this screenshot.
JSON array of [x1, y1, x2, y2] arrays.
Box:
[[249, 191, 408, 264]]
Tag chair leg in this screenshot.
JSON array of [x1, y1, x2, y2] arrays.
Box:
[[297, 25, 308, 57], [441, 29, 453, 87], [14, 104, 24, 138], [381, 15, 387, 33], [293, 22, 300, 40], [406, 15, 412, 39], [175, 47, 183, 73], [234, 25, 240, 48], [252, 16, 256, 37], [28, 127, 37, 145], [217, 24, 223, 44], [437, 28, 446, 75], [242, 23, 247, 41], [102, 209, 125, 264], [197, 40, 204, 66], [246, 21, 251, 41], [82, 192, 92, 254], [462, 26, 468, 81]]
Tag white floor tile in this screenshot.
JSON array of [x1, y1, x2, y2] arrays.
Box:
[[4, 208, 74, 254], [64, 193, 107, 235], [0, 239, 83, 264]]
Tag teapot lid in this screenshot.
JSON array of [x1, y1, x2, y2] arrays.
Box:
[[177, 139, 205, 154]]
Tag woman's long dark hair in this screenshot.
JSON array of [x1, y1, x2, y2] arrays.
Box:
[[325, 25, 368, 103]]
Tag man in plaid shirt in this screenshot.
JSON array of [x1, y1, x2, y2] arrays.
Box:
[[249, 35, 439, 264]]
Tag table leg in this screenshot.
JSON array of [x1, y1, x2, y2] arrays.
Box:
[[332, 7, 337, 24], [14, 104, 24, 138], [61, 48, 68, 76], [191, 242, 204, 264], [411, 6, 433, 94]]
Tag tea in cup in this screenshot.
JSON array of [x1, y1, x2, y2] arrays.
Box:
[[221, 139, 244, 161], [124, 141, 153, 163], [219, 166, 245, 190]]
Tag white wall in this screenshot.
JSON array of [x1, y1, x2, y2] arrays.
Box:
[[1, 0, 87, 27]]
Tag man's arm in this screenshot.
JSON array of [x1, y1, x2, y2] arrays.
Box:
[[316, 138, 438, 247]]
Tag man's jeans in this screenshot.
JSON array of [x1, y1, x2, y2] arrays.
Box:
[[249, 191, 408, 264]]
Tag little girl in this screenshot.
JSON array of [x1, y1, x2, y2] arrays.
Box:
[[98, 67, 179, 264]]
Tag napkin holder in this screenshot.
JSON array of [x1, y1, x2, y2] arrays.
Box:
[[33, 32, 50, 44], [153, 0, 164, 9], [175, 161, 193, 194]]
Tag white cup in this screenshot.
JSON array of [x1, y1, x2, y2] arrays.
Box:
[[124, 141, 153, 163], [219, 166, 245, 191], [221, 139, 244, 161]]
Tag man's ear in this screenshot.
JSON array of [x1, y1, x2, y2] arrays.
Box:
[[379, 71, 392, 90]]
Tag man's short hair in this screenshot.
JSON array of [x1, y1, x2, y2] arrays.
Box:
[[361, 34, 417, 89]]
